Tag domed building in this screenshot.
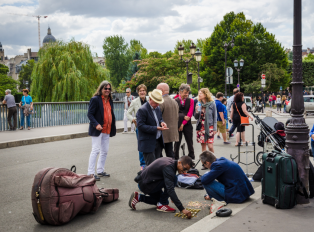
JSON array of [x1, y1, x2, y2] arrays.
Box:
[[43, 27, 56, 45]]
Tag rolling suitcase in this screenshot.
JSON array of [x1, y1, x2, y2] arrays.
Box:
[[261, 151, 299, 209]]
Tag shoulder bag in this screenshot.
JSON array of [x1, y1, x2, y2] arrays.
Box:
[[235, 103, 249, 126]]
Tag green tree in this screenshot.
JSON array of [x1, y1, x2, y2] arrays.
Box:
[[174, 39, 194, 54], [18, 59, 35, 91], [163, 50, 173, 59], [304, 53, 314, 61], [141, 48, 148, 59], [0, 64, 18, 99], [126, 51, 141, 81], [103, 35, 131, 87], [147, 51, 163, 58], [288, 51, 293, 61], [31, 40, 109, 102], [196, 38, 205, 53], [201, 12, 288, 93]]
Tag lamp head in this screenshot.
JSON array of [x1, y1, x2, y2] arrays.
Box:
[[234, 59, 238, 67], [195, 48, 202, 62], [178, 44, 184, 56], [190, 43, 196, 55]]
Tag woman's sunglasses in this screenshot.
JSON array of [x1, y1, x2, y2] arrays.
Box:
[[104, 87, 111, 91]]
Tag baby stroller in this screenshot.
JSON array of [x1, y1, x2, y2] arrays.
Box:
[[251, 112, 286, 165]]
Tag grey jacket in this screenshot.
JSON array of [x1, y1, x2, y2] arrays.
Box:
[[195, 101, 217, 132]]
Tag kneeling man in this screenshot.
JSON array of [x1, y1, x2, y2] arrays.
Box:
[[129, 157, 193, 218], [200, 151, 254, 203]]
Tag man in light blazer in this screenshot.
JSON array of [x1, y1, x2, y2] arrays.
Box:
[[127, 84, 148, 169], [136, 89, 169, 166], [157, 83, 179, 158]]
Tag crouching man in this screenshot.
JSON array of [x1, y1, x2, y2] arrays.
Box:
[[129, 157, 193, 218], [200, 151, 254, 205]]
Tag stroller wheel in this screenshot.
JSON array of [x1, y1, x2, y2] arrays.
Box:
[[256, 151, 264, 166]]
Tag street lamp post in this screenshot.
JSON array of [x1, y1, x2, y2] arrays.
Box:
[[234, 59, 244, 91], [224, 38, 234, 96], [195, 48, 202, 91], [178, 43, 197, 84], [286, 0, 310, 204]]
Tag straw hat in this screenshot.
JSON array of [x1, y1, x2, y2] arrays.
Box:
[[148, 89, 164, 104]]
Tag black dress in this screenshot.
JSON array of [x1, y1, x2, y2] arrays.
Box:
[[232, 102, 247, 132]]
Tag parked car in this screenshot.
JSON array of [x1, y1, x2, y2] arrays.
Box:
[[286, 95, 314, 113], [244, 96, 252, 111]]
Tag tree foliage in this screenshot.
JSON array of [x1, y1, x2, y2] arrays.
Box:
[[18, 59, 35, 91], [103, 35, 131, 87], [287, 60, 314, 86], [126, 51, 141, 81], [0, 64, 18, 99], [304, 53, 314, 61], [201, 12, 288, 94], [31, 40, 109, 102]]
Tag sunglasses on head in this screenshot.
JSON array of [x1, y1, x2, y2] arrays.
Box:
[[104, 87, 111, 91]]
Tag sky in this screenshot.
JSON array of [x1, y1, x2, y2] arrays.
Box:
[[0, 0, 313, 58]]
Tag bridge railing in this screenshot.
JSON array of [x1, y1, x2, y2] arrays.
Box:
[[0, 101, 125, 131]]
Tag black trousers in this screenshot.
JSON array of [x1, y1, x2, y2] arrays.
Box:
[[143, 137, 163, 166], [164, 142, 174, 158], [174, 123, 194, 160], [8, 107, 17, 130]]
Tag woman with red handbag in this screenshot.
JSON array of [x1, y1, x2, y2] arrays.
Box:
[[230, 92, 253, 146]]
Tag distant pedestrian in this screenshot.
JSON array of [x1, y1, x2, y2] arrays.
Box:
[[2, 89, 17, 131], [195, 88, 217, 153], [136, 89, 168, 166], [215, 92, 230, 144], [263, 93, 267, 108], [268, 95, 273, 108], [217, 98, 229, 139], [227, 88, 239, 138], [174, 84, 195, 160], [87, 81, 116, 180], [282, 95, 287, 113], [272, 93, 276, 108], [123, 88, 135, 133], [19, 89, 33, 130], [276, 95, 281, 113], [157, 83, 179, 159], [127, 84, 148, 170], [230, 92, 253, 146]]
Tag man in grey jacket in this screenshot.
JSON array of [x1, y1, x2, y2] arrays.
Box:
[[2, 89, 17, 131]]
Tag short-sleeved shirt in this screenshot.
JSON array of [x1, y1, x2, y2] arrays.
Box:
[[223, 104, 228, 122], [215, 99, 224, 121], [4, 94, 16, 108], [21, 95, 33, 106]]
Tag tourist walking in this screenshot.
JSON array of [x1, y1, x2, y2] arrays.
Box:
[[215, 92, 230, 144], [217, 98, 229, 139], [87, 81, 116, 180], [272, 93, 276, 108], [2, 89, 17, 131], [276, 95, 282, 113], [174, 84, 195, 160], [268, 95, 273, 108], [230, 92, 253, 146], [227, 88, 239, 138], [127, 84, 148, 169], [157, 83, 179, 158], [19, 89, 33, 130], [195, 88, 217, 153], [123, 88, 135, 133], [282, 95, 287, 113], [263, 93, 268, 108], [136, 89, 168, 166]]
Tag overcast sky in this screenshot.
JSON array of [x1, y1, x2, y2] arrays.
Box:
[[0, 0, 313, 58]]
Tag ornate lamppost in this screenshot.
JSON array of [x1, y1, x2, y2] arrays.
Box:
[[234, 59, 244, 91], [178, 43, 196, 84], [286, 0, 310, 204], [195, 48, 202, 91], [224, 38, 234, 96]]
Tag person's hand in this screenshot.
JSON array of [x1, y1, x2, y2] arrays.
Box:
[[312, 134, 314, 140], [161, 122, 167, 128], [222, 120, 225, 126], [184, 116, 190, 121], [179, 124, 184, 131], [132, 119, 137, 127], [213, 131, 217, 135], [182, 209, 192, 219], [96, 124, 103, 131], [250, 116, 253, 121], [19, 103, 21, 107], [30, 106, 33, 111], [157, 127, 169, 131], [195, 105, 199, 112]]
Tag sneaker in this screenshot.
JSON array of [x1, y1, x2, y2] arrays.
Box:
[[229, 134, 234, 138], [92, 174, 100, 181], [223, 141, 231, 144], [122, 131, 128, 134], [210, 198, 226, 214], [130, 131, 135, 133], [97, 172, 110, 177], [129, 192, 139, 210], [156, 205, 176, 213], [217, 135, 221, 139]]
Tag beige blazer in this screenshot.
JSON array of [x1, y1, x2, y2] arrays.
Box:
[[127, 96, 149, 123], [159, 95, 179, 143]]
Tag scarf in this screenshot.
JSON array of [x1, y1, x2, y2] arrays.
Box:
[[178, 95, 186, 106], [201, 101, 213, 141]]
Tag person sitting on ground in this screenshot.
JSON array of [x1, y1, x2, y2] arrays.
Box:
[[129, 156, 193, 218], [200, 150, 254, 203]]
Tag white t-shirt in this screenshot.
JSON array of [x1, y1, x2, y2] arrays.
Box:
[[276, 98, 281, 104]]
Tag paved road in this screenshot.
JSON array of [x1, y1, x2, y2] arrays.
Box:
[[0, 114, 312, 232]]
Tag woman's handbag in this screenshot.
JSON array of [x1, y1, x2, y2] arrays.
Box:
[[235, 103, 249, 126], [196, 114, 202, 131]]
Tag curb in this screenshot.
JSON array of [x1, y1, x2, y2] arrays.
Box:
[[181, 185, 262, 232], [0, 121, 197, 149]]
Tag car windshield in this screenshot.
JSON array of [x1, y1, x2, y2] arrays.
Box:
[[245, 98, 251, 102]]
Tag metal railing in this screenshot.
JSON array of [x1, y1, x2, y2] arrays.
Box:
[[0, 101, 124, 131]]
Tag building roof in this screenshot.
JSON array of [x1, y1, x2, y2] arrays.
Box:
[[43, 27, 56, 44]]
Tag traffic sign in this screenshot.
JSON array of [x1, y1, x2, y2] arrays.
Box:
[[261, 74, 266, 79], [237, 84, 240, 88], [226, 67, 233, 77], [226, 76, 233, 84], [261, 79, 266, 85], [280, 86, 282, 90]]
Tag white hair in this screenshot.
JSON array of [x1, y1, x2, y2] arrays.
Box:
[[5, 89, 11, 94], [126, 88, 131, 92]]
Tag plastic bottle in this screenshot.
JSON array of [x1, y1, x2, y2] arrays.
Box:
[[198, 102, 201, 112]]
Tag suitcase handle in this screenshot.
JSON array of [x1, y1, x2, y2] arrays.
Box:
[[275, 163, 279, 197], [70, 165, 76, 173]]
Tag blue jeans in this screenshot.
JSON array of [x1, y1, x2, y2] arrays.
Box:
[[139, 177, 177, 206], [311, 140, 314, 160], [283, 104, 286, 113], [136, 128, 146, 166], [203, 180, 225, 201], [229, 123, 236, 136], [20, 109, 31, 127]]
